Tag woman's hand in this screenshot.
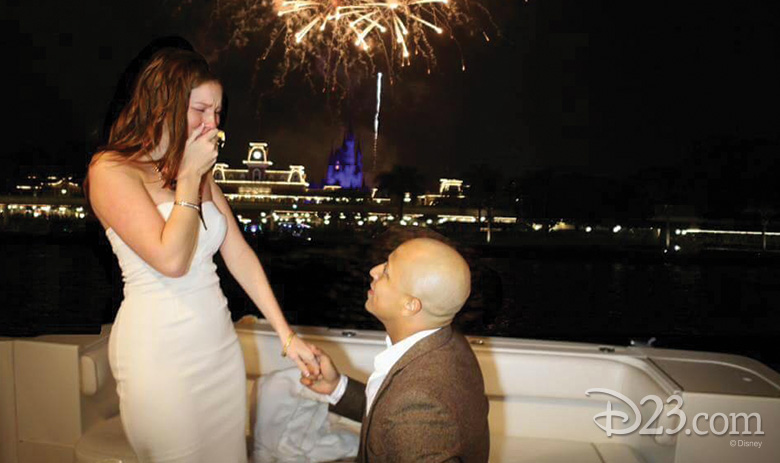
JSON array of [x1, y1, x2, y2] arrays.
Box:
[[300, 344, 340, 396], [285, 334, 321, 378], [177, 123, 219, 182]]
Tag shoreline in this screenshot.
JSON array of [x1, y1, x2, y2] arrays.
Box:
[[3, 227, 780, 264]]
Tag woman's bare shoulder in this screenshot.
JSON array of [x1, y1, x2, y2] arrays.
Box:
[[90, 150, 125, 167], [89, 151, 141, 179], [87, 152, 148, 208]]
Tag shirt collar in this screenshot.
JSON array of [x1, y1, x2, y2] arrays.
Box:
[[374, 327, 442, 376]]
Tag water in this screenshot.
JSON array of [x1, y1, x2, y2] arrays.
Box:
[[2, 228, 779, 371]]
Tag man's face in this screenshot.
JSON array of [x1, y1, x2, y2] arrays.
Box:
[[365, 249, 409, 323]]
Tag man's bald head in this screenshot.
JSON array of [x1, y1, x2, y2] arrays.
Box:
[[392, 238, 471, 324]]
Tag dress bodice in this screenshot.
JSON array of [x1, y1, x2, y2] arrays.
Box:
[[105, 201, 227, 297]]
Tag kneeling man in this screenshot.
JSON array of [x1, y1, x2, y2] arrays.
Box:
[[302, 238, 490, 462]]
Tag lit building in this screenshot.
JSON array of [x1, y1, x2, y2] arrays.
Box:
[[419, 179, 466, 206], [14, 175, 82, 197], [323, 129, 364, 190], [214, 142, 309, 197]]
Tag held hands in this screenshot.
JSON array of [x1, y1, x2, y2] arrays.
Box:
[[299, 344, 341, 396], [178, 123, 220, 182], [284, 333, 322, 378]]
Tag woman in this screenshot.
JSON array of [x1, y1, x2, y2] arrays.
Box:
[[86, 48, 319, 462]]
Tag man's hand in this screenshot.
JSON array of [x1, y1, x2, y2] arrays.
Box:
[[300, 344, 341, 395], [285, 333, 321, 378]]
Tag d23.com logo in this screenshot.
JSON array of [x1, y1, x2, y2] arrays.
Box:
[[585, 388, 764, 438]]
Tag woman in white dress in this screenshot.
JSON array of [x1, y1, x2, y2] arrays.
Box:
[[85, 48, 320, 463]]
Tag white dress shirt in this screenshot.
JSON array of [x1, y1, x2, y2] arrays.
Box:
[[328, 327, 441, 415]]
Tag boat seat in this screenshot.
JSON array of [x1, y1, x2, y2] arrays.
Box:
[[76, 378, 259, 463], [73, 337, 645, 463], [490, 436, 644, 463], [74, 418, 643, 463], [75, 415, 138, 463], [75, 414, 259, 463], [320, 435, 645, 463]]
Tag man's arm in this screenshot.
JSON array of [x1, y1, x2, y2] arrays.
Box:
[[300, 344, 366, 422], [329, 377, 366, 423], [376, 390, 462, 462]]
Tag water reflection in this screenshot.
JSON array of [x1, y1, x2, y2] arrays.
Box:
[[1, 230, 778, 371]]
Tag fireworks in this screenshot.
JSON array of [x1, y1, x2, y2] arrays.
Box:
[[206, 0, 488, 91], [274, 0, 487, 90], [277, 0, 450, 58]]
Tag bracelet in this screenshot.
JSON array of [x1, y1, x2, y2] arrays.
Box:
[[174, 200, 208, 231], [281, 331, 296, 358], [173, 201, 200, 212]]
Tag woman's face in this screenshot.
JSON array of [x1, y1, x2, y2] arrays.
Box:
[[187, 81, 223, 137]]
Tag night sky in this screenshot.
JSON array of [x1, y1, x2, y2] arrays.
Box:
[[4, 0, 780, 188]]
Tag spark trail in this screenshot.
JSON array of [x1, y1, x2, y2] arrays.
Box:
[[373, 71, 383, 171]]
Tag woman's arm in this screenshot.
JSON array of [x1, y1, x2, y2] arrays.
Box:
[[88, 154, 203, 277], [209, 178, 319, 375]]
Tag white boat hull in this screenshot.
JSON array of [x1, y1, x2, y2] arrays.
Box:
[[1, 319, 778, 463]]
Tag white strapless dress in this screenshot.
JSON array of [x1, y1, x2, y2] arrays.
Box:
[[106, 201, 247, 463]]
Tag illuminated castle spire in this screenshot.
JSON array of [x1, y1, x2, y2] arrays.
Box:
[[323, 127, 364, 190]]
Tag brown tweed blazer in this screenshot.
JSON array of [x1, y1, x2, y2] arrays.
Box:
[[330, 325, 490, 463]]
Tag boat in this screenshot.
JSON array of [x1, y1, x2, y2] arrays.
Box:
[[1, 317, 778, 463]]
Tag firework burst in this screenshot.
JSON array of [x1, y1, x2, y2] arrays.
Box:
[[206, 0, 490, 92], [277, 0, 451, 58]]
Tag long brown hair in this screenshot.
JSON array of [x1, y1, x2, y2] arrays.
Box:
[[85, 48, 218, 197]]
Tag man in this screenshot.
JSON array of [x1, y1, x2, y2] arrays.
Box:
[[301, 238, 490, 462]]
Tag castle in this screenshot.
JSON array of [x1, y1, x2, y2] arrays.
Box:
[[322, 129, 364, 190]]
